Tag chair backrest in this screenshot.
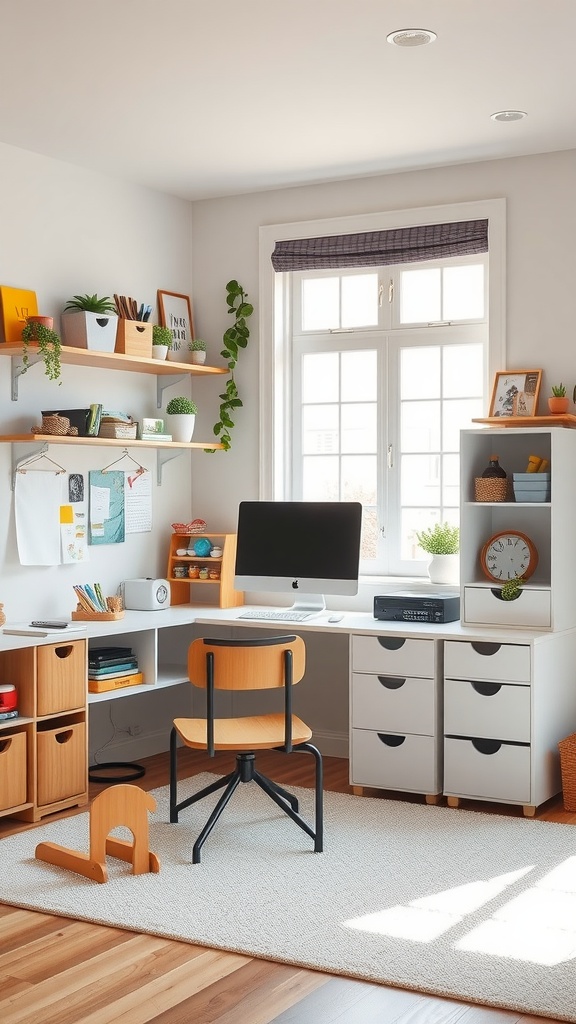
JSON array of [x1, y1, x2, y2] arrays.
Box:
[[188, 634, 306, 691]]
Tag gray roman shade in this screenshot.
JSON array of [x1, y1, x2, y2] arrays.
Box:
[[271, 219, 488, 272]]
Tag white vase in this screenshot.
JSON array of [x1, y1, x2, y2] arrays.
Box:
[[427, 553, 459, 585], [165, 413, 196, 442], [190, 350, 206, 364], [152, 345, 168, 360], [167, 339, 185, 362]]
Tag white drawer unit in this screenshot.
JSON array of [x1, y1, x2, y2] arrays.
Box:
[[464, 586, 551, 629], [444, 736, 531, 804], [350, 634, 442, 799], [444, 677, 531, 743], [444, 639, 531, 683]]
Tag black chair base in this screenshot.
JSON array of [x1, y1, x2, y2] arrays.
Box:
[[170, 732, 323, 863]]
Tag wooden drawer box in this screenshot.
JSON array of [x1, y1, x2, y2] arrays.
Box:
[[115, 319, 153, 358], [463, 586, 551, 629], [352, 672, 436, 735], [352, 635, 435, 677], [444, 640, 530, 683], [444, 736, 531, 803], [37, 641, 86, 716], [37, 720, 86, 805], [0, 731, 27, 809], [444, 677, 531, 743], [351, 729, 440, 794]]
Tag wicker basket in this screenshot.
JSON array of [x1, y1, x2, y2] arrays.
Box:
[[474, 477, 508, 502], [558, 733, 576, 811], [40, 414, 70, 435]]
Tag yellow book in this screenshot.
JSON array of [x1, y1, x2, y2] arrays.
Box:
[[88, 672, 144, 693]]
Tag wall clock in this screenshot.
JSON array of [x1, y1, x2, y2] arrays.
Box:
[[480, 530, 538, 582]]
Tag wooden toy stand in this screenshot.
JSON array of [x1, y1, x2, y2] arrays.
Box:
[[35, 784, 160, 883]]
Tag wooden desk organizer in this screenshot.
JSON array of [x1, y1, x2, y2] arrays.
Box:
[[115, 319, 153, 358]]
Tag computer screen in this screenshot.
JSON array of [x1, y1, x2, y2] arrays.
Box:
[[234, 500, 363, 613]]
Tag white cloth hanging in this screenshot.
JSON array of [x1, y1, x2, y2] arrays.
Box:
[[15, 470, 62, 565]]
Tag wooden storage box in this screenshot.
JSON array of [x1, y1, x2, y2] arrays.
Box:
[[115, 319, 153, 358], [37, 720, 86, 806], [0, 731, 27, 809], [37, 641, 86, 716]]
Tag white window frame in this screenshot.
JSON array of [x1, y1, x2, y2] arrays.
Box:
[[258, 199, 506, 516]]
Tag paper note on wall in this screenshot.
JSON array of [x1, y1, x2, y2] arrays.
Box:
[[61, 501, 89, 563], [15, 471, 62, 565], [89, 470, 125, 545], [125, 469, 152, 533]]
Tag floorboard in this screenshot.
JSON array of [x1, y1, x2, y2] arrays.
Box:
[[0, 750, 571, 1024]]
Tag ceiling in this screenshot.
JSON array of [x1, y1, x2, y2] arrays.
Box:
[[1, 0, 575, 201]]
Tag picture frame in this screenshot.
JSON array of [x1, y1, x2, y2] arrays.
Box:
[[488, 370, 542, 418], [157, 290, 194, 359], [0, 286, 38, 344]]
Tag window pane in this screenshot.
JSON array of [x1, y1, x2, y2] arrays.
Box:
[[341, 350, 377, 401], [302, 456, 339, 499], [443, 454, 460, 507], [361, 507, 378, 560], [400, 268, 441, 323], [302, 277, 339, 330], [342, 403, 377, 453], [401, 454, 440, 506], [443, 265, 484, 320], [342, 455, 377, 503], [442, 398, 484, 450], [341, 273, 379, 328], [443, 343, 483, 398], [401, 400, 440, 452], [401, 347, 440, 399], [302, 352, 339, 402], [302, 405, 338, 454]]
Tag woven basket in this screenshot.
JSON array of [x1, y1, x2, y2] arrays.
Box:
[[558, 733, 576, 811], [474, 477, 508, 502], [40, 414, 70, 435]]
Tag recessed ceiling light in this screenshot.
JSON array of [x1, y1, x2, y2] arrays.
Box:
[[386, 28, 437, 47], [490, 110, 527, 122]]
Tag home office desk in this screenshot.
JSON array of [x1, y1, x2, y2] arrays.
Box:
[[1, 604, 575, 824]]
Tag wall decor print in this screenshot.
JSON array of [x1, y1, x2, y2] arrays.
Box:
[[157, 290, 194, 359], [488, 369, 542, 418], [88, 470, 125, 545], [0, 286, 38, 343]]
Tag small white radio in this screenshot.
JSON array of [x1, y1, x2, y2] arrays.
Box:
[[123, 578, 171, 611]]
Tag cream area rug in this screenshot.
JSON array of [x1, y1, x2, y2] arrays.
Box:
[[1, 774, 576, 1022]]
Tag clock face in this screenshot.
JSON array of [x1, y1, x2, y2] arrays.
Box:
[[480, 531, 538, 582], [156, 585, 169, 604]]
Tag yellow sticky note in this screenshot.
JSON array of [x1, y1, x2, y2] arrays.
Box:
[[60, 505, 74, 524]]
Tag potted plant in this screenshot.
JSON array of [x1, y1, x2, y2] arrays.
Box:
[[206, 280, 253, 453], [548, 384, 569, 414], [415, 521, 460, 584], [152, 324, 173, 361], [21, 316, 62, 383], [189, 338, 207, 365], [61, 293, 118, 352], [165, 395, 198, 442]]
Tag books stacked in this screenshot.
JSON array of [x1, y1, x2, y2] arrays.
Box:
[[99, 418, 138, 440], [88, 646, 144, 693]]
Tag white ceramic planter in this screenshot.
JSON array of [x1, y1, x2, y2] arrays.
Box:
[[190, 350, 207, 364], [428, 553, 459, 585], [165, 413, 196, 442], [61, 311, 118, 352], [152, 345, 169, 360]]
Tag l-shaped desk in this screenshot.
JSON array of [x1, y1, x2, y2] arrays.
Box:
[[1, 603, 575, 825]]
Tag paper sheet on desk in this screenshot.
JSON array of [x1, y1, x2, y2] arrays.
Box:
[[15, 470, 62, 565]]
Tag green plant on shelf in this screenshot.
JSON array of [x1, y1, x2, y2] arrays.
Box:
[[189, 339, 207, 352], [166, 396, 198, 415], [21, 318, 62, 383], [551, 383, 567, 398], [500, 576, 524, 601], [152, 325, 173, 348], [415, 522, 459, 554], [206, 279, 253, 453], [63, 293, 117, 314]]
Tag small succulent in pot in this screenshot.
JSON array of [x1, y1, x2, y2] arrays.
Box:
[[551, 383, 567, 398], [166, 396, 198, 415], [152, 325, 173, 348], [189, 339, 207, 352], [63, 293, 117, 314]]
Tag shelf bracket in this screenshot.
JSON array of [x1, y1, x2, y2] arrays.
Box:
[[156, 447, 185, 484], [156, 374, 187, 409], [12, 442, 49, 490], [11, 355, 41, 401]]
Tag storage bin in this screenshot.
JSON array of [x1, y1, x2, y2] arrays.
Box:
[[558, 732, 576, 811], [352, 635, 435, 677], [37, 641, 86, 716], [351, 728, 440, 793], [0, 731, 27, 809], [352, 672, 436, 735], [512, 473, 551, 502], [444, 735, 531, 803], [474, 477, 508, 502], [115, 319, 153, 358], [37, 720, 86, 805]]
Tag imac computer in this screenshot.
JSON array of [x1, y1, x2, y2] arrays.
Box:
[[234, 500, 362, 621]]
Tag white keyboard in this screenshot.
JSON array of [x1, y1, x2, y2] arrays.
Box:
[[238, 609, 314, 622]]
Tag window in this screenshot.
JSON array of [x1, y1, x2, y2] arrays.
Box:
[[259, 200, 505, 578]]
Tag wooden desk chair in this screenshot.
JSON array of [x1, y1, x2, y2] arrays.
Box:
[[169, 634, 323, 863]]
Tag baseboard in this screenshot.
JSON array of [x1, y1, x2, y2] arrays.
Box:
[[313, 729, 349, 759]]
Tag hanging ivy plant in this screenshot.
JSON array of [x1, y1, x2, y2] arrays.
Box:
[[206, 279, 253, 452]]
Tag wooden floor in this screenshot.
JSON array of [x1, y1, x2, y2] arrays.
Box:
[[1, 749, 573, 1024]]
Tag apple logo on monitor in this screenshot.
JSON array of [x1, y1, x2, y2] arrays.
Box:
[[292, 580, 299, 589]]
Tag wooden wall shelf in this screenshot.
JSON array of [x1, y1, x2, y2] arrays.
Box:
[[473, 415, 576, 429], [0, 342, 228, 378]]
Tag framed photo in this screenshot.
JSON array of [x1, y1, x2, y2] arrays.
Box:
[[0, 286, 38, 344], [157, 290, 194, 359], [488, 370, 542, 418]]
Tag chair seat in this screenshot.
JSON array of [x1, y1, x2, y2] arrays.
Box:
[[173, 712, 312, 751]]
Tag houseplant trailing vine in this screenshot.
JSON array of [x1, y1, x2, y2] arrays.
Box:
[[207, 279, 253, 452], [21, 316, 62, 383]]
